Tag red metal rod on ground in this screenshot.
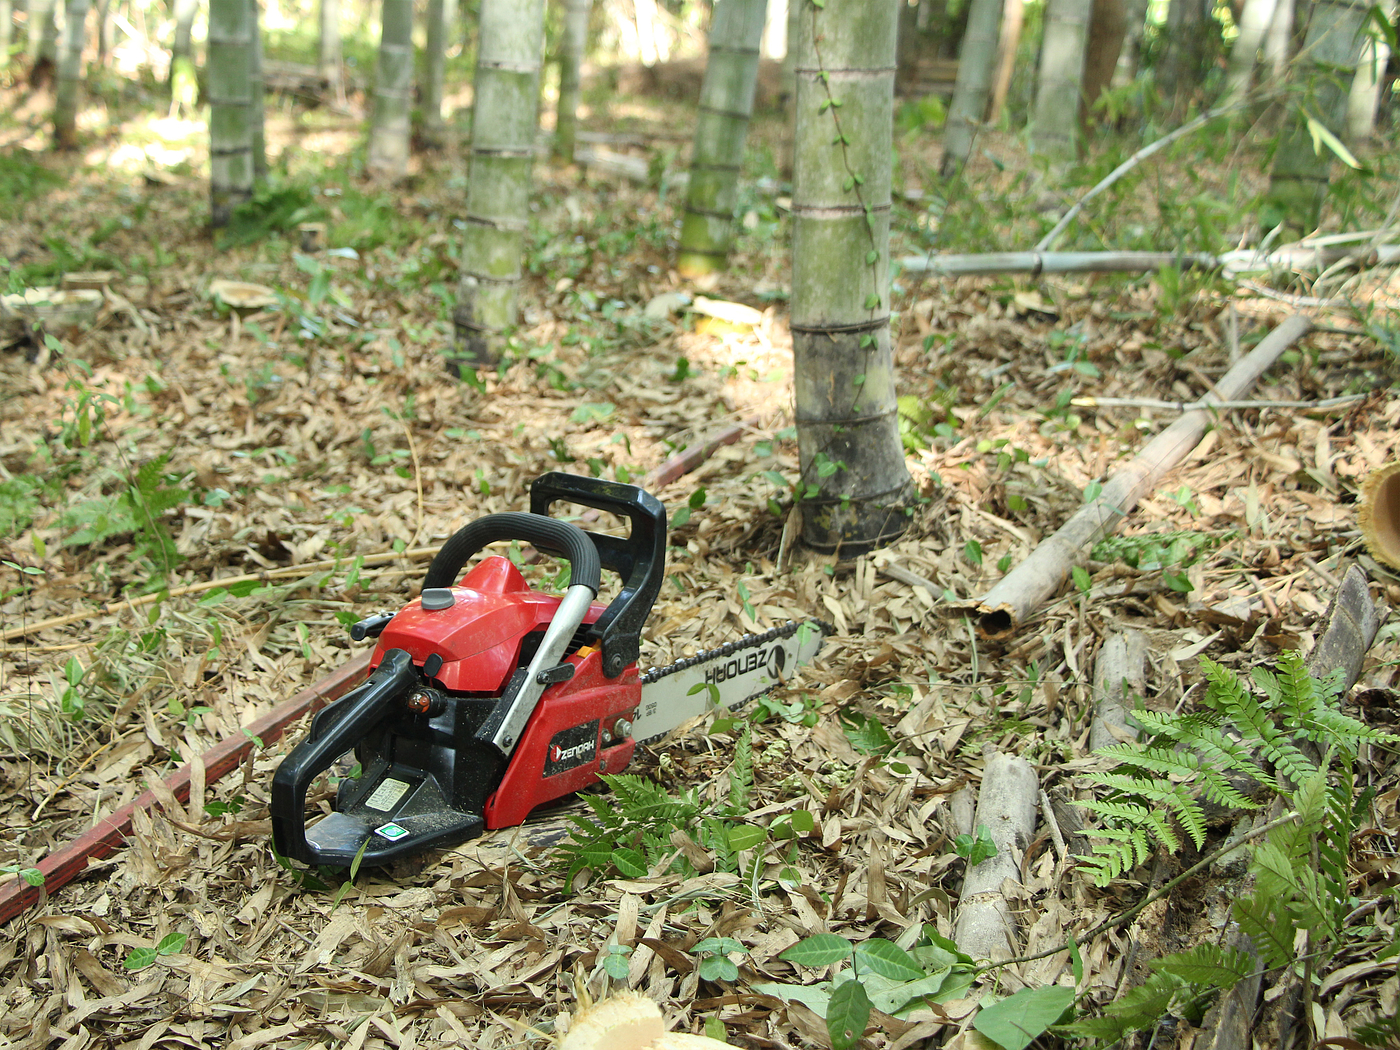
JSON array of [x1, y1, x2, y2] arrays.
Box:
[[0, 653, 371, 926], [641, 415, 761, 489]]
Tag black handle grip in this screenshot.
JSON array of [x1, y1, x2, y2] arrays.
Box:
[[421, 512, 601, 595], [270, 649, 419, 865], [529, 473, 666, 679]]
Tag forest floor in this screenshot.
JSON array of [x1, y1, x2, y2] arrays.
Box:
[[0, 74, 1399, 1050]]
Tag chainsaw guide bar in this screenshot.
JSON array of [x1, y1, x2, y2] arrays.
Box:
[[269, 473, 831, 869], [633, 619, 832, 746]]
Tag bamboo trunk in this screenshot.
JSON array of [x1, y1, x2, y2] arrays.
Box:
[[959, 313, 1313, 637], [555, 0, 592, 161], [1261, 0, 1294, 83], [53, 0, 88, 150], [939, 0, 1004, 178], [1222, 0, 1279, 105], [1347, 9, 1392, 140], [207, 0, 255, 227], [28, 0, 58, 67], [1113, 0, 1151, 84], [452, 0, 545, 368], [1263, 0, 1371, 234], [319, 0, 343, 99], [985, 0, 1022, 124], [0, 0, 10, 72], [171, 0, 199, 82], [249, 0, 265, 180], [420, 0, 453, 146], [1030, 0, 1092, 158], [790, 0, 912, 554], [367, 0, 413, 177], [676, 0, 769, 277]]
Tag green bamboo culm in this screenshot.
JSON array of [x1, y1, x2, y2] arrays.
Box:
[[420, 0, 456, 147], [319, 0, 343, 99], [207, 0, 255, 228], [939, 0, 1004, 178], [554, 0, 592, 162], [170, 0, 199, 91], [53, 0, 89, 150], [790, 0, 912, 555], [28, 0, 58, 71], [1262, 0, 1371, 235], [675, 0, 769, 277], [249, 0, 266, 179], [452, 0, 545, 368], [1030, 0, 1091, 159], [368, 0, 414, 177]]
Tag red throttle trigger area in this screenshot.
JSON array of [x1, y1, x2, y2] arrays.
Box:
[[269, 472, 667, 869]]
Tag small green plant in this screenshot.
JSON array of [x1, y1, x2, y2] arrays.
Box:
[[124, 932, 188, 970], [954, 824, 997, 866], [1092, 528, 1229, 595], [692, 937, 748, 982], [671, 487, 707, 528], [1, 863, 43, 888], [755, 929, 978, 1050], [600, 943, 633, 980]]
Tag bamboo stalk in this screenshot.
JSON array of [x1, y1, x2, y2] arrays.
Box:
[[1072, 393, 1366, 412], [958, 313, 1313, 638], [898, 244, 1400, 278], [676, 0, 769, 276]]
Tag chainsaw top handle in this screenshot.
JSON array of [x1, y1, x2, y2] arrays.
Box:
[[423, 511, 601, 596], [527, 472, 667, 679]]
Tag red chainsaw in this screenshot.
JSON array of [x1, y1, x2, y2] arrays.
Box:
[[271, 472, 826, 867]]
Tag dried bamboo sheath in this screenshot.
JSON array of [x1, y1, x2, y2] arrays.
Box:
[[964, 313, 1313, 637]]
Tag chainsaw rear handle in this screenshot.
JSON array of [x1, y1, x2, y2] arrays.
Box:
[[270, 648, 419, 865], [529, 473, 667, 678], [422, 512, 601, 596]]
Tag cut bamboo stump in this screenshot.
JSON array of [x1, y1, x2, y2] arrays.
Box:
[[957, 313, 1313, 638], [953, 749, 1039, 961], [1088, 629, 1148, 752]]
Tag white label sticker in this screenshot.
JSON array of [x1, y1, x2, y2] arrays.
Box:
[[365, 777, 411, 812]]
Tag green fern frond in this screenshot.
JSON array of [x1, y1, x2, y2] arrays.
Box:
[[1233, 895, 1295, 970], [1080, 825, 1153, 884], [1058, 971, 1187, 1040], [1148, 943, 1253, 988]]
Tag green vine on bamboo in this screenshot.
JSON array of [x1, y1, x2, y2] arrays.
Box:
[[807, 0, 882, 332]]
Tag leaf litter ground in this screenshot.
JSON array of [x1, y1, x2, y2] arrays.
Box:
[[0, 94, 1398, 1049]]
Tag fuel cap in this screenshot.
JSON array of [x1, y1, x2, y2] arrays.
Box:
[[420, 588, 456, 611]]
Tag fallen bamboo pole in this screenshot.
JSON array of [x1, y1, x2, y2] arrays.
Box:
[[953, 748, 1039, 960], [896, 244, 1400, 279], [1088, 630, 1149, 753], [957, 313, 1313, 638]]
